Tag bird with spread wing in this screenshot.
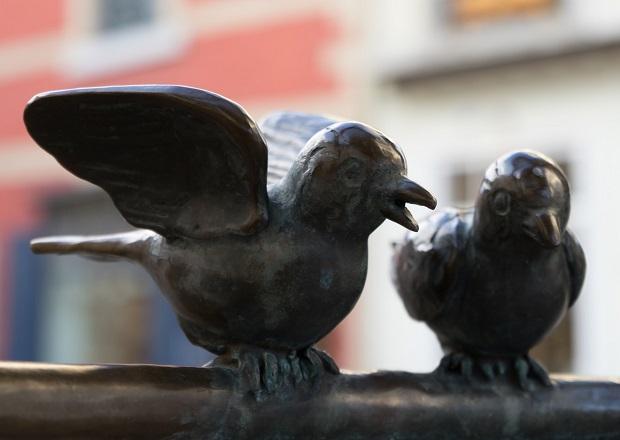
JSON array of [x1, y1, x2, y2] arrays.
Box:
[[25, 85, 436, 394]]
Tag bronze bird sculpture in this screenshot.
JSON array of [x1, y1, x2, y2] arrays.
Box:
[[392, 151, 585, 390], [25, 85, 436, 392]]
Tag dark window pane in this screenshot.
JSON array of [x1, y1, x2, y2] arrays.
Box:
[[98, 0, 154, 33], [32, 189, 213, 366]]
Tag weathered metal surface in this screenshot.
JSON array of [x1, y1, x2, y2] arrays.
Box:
[[24, 85, 436, 390], [0, 362, 618, 439], [393, 151, 585, 390], [18, 86, 618, 439]]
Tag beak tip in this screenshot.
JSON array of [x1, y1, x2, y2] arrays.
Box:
[[396, 178, 437, 211], [524, 212, 563, 247], [381, 206, 420, 232]]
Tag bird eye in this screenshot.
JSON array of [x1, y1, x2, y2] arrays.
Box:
[[532, 166, 545, 177], [492, 190, 511, 216], [339, 158, 365, 186], [345, 166, 360, 180]]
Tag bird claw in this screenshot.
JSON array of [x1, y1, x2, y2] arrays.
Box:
[[439, 352, 475, 382], [210, 345, 339, 399], [479, 358, 510, 381], [438, 352, 553, 391], [313, 347, 341, 374], [480, 361, 496, 380], [261, 351, 280, 393], [514, 355, 553, 391], [239, 351, 262, 393]]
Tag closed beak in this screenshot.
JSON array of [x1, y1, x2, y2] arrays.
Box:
[[523, 212, 562, 247]]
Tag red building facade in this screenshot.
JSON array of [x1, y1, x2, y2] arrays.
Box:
[[0, 0, 359, 361]]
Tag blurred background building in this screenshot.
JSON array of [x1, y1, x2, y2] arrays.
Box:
[[1, 0, 619, 376]]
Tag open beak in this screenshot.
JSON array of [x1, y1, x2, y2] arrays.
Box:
[[523, 212, 562, 247], [381, 177, 437, 232]]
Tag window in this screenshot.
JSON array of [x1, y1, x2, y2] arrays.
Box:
[[98, 0, 155, 33], [61, 0, 187, 80], [12, 189, 212, 366], [451, 0, 557, 25]]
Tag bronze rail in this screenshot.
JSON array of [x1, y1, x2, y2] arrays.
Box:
[[0, 362, 619, 439]]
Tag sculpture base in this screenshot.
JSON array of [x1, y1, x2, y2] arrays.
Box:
[[0, 361, 618, 439]]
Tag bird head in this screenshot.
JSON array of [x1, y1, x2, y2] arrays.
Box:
[[474, 150, 570, 248], [285, 121, 436, 236]]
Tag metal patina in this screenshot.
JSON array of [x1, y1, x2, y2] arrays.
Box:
[[392, 151, 585, 391], [24, 85, 436, 394], [0, 86, 615, 439]]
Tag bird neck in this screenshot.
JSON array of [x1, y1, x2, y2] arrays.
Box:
[[270, 169, 380, 239], [472, 215, 548, 255]]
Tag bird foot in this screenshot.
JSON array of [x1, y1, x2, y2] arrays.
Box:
[[437, 352, 553, 391], [207, 345, 339, 399], [514, 355, 553, 391]]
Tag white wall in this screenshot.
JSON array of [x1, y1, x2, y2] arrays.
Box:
[[369, 0, 620, 80], [354, 49, 620, 376]]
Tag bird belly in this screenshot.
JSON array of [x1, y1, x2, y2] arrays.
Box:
[[434, 251, 570, 356], [154, 234, 367, 353]]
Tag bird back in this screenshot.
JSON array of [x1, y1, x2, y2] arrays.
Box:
[[393, 208, 471, 322], [260, 111, 338, 185]]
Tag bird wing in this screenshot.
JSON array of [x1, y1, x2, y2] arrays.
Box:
[[392, 208, 470, 322], [562, 228, 586, 307], [260, 111, 338, 185], [24, 85, 269, 240]]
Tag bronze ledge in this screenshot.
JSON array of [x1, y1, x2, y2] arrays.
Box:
[[0, 362, 619, 439]]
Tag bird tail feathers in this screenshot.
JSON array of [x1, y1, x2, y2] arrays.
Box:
[[30, 230, 153, 263]]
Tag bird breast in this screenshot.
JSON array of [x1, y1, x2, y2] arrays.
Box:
[[151, 229, 368, 350], [437, 246, 571, 355]]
